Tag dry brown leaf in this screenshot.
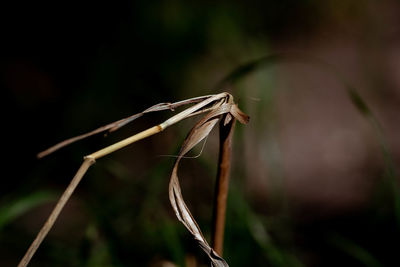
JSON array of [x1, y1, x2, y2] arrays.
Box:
[[169, 100, 248, 266]]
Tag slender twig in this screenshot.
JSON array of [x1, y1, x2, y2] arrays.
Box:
[[212, 115, 236, 255], [86, 126, 162, 160], [18, 158, 95, 267]]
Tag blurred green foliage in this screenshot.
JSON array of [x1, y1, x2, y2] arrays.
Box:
[[0, 192, 56, 231]]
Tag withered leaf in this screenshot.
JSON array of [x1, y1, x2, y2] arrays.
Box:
[[168, 100, 249, 267]]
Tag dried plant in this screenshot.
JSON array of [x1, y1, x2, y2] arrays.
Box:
[[18, 92, 249, 267]]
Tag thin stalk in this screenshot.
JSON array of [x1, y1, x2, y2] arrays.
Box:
[[212, 116, 236, 255], [86, 125, 162, 160], [19, 123, 163, 267], [18, 158, 95, 267]]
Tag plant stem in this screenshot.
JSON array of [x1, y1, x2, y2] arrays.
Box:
[[86, 125, 162, 160], [18, 158, 95, 267], [212, 116, 236, 255]]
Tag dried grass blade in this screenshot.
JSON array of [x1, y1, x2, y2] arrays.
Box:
[[168, 96, 249, 266], [169, 103, 238, 267]]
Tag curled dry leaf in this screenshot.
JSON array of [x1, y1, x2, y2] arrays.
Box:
[[169, 99, 248, 266]]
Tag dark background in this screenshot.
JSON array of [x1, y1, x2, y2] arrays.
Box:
[[1, 1, 400, 266]]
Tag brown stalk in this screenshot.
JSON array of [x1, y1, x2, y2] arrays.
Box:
[[18, 158, 95, 267], [212, 115, 236, 255]]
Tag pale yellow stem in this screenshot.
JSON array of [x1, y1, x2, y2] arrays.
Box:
[[85, 125, 162, 160]]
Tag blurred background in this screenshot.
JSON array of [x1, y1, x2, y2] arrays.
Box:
[[1, 1, 400, 266]]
